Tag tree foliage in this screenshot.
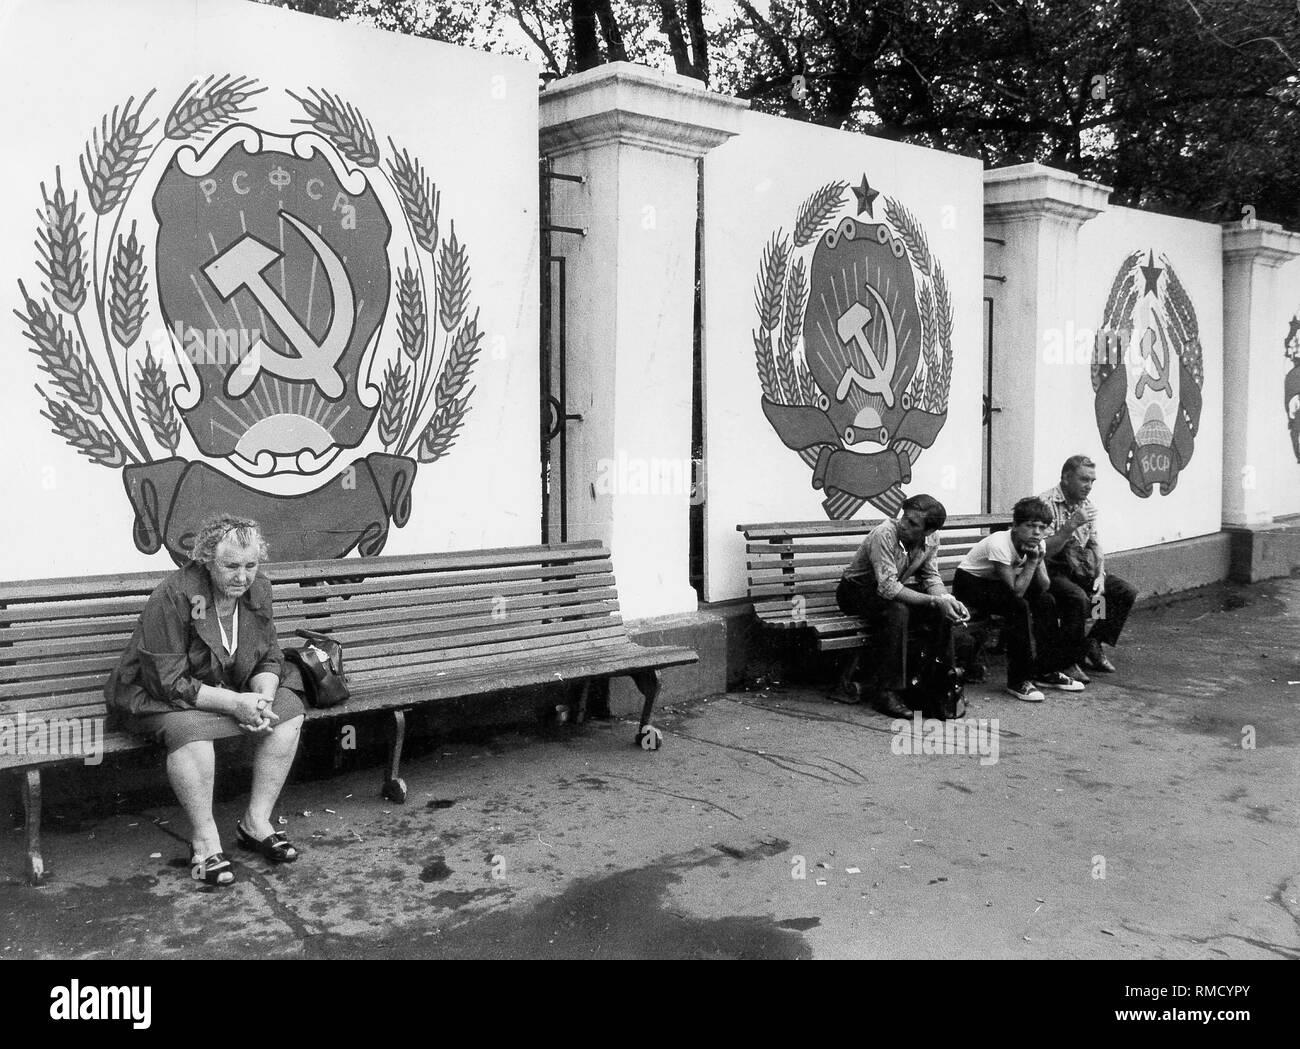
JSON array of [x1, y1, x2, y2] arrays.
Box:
[[259, 0, 1300, 227]]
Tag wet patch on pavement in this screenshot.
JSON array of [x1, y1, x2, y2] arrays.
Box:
[[0, 871, 280, 958], [384, 858, 814, 960], [712, 837, 790, 861], [427, 887, 504, 911], [776, 916, 821, 931], [419, 857, 453, 882]]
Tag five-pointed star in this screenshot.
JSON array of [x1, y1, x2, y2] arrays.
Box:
[[1140, 250, 1163, 296], [852, 175, 879, 217]]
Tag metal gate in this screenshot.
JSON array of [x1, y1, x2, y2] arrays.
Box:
[[983, 235, 1006, 514], [539, 157, 585, 543]]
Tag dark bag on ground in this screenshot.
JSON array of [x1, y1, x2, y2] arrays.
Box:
[[284, 629, 350, 708], [906, 648, 964, 720]]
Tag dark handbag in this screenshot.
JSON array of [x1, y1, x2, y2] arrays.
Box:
[[284, 629, 350, 709], [1057, 541, 1099, 583], [907, 649, 964, 720]]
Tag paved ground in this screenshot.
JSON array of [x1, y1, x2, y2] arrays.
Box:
[[3, 576, 1298, 960]]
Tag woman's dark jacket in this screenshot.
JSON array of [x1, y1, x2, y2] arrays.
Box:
[[104, 562, 301, 719]]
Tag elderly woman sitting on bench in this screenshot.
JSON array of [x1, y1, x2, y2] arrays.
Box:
[[104, 514, 305, 887]]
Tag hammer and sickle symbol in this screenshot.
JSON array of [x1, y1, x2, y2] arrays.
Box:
[[834, 284, 899, 408], [1133, 328, 1172, 400], [203, 211, 354, 400]]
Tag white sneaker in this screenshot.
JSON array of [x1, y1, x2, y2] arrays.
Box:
[[1034, 671, 1084, 692], [1005, 681, 1044, 703]]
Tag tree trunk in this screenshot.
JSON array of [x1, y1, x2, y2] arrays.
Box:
[[657, 0, 693, 77], [593, 0, 628, 63], [685, 0, 709, 83], [572, 0, 601, 72]]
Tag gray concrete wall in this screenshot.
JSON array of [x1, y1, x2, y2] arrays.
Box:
[[1226, 516, 1300, 583], [1106, 532, 1233, 600]]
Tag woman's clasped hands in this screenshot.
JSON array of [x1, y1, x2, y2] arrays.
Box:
[[233, 692, 280, 734]]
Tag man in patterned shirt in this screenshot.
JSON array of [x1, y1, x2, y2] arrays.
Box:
[[1037, 455, 1137, 679], [836, 494, 969, 716]]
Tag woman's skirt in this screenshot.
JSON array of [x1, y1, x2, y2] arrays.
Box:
[[128, 685, 305, 752]]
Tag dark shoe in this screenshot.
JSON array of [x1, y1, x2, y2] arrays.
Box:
[[1004, 681, 1044, 703], [1084, 639, 1116, 673], [1034, 670, 1084, 692], [236, 820, 299, 863], [1064, 663, 1091, 685], [191, 851, 235, 886], [876, 691, 912, 718], [830, 681, 866, 705]]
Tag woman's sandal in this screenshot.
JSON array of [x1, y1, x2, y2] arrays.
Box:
[[235, 820, 299, 863], [191, 851, 235, 886]]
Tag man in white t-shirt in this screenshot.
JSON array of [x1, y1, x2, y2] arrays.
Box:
[[952, 497, 1084, 703]]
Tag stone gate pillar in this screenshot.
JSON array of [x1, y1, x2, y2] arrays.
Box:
[[539, 63, 745, 619], [983, 164, 1110, 509], [1220, 221, 1300, 580], [1220, 221, 1300, 525]]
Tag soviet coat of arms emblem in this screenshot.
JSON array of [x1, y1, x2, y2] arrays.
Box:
[[751, 177, 953, 519], [17, 76, 482, 562], [1092, 250, 1203, 497]]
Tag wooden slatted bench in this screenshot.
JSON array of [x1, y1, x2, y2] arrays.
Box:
[[737, 514, 1014, 656], [1, 540, 697, 884]]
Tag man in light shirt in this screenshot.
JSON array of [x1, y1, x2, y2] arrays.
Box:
[[1037, 455, 1137, 678], [953, 497, 1084, 702], [836, 494, 969, 717]]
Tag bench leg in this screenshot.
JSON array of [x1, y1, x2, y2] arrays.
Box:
[[381, 709, 410, 804], [629, 670, 664, 751], [585, 678, 611, 720], [838, 650, 861, 692], [574, 680, 592, 725], [22, 769, 44, 886]]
